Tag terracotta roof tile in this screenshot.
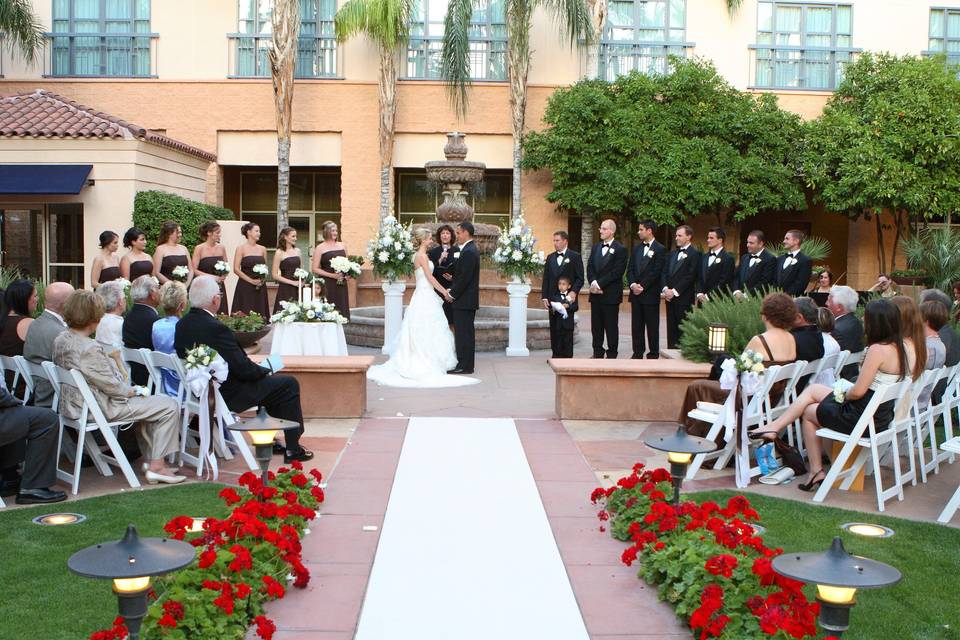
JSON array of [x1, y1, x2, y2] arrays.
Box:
[[0, 89, 216, 162]]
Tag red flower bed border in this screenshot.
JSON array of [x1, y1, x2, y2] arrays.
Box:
[[592, 463, 838, 640], [89, 462, 324, 640]]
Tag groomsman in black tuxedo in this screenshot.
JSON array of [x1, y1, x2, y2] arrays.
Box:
[[695, 227, 735, 304], [627, 219, 666, 359], [587, 219, 627, 358], [776, 229, 813, 297], [661, 225, 700, 349], [541, 230, 585, 358], [732, 230, 777, 299]]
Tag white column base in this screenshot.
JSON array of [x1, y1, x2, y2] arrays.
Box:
[[382, 281, 407, 354], [506, 279, 532, 357]]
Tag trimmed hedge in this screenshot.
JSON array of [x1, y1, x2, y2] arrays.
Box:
[[133, 190, 234, 255]]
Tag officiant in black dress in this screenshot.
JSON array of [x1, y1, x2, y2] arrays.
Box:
[[428, 224, 457, 325]]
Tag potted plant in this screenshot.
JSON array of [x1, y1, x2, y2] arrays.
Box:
[[890, 268, 929, 287], [217, 311, 269, 348]]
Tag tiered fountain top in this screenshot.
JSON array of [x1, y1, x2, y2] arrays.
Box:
[[424, 131, 486, 187]]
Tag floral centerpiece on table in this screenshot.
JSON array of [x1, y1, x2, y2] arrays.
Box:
[[271, 298, 348, 325], [492, 212, 546, 281], [252, 263, 269, 288], [329, 255, 362, 285], [171, 265, 190, 282], [366, 215, 414, 282], [214, 260, 230, 276]]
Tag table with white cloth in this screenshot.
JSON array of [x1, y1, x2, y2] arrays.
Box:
[[270, 322, 349, 356]]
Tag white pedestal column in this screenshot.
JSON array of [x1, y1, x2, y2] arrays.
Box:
[[506, 277, 532, 357], [382, 281, 407, 354]]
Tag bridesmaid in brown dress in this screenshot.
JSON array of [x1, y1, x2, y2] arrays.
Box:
[[154, 221, 194, 286], [232, 222, 270, 318], [120, 227, 155, 282], [272, 226, 302, 315], [311, 220, 351, 319], [91, 231, 121, 287], [192, 220, 229, 315]]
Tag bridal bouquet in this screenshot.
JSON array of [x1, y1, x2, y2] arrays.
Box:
[[293, 267, 315, 284], [271, 298, 348, 325], [367, 216, 414, 282], [492, 212, 546, 281], [329, 255, 362, 285], [252, 263, 269, 288], [214, 260, 230, 276], [171, 265, 190, 282]]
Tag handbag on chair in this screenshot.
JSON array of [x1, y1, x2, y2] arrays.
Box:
[[772, 436, 808, 475]]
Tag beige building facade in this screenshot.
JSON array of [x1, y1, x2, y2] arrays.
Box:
[[1, 0, 959, 289]]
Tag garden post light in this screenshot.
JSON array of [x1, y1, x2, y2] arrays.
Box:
[[67, 524, 194, 640], [644, 426, 718, 505], [771, 536, 901, 637], [708, 323, 729, 356], [229, 407, 298, 484]]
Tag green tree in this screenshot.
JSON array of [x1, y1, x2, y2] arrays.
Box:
[[803, 52, 960, 275], [522, 58, 806, 227], [0, 0, 44, 63], [336, 0, 413, 220]]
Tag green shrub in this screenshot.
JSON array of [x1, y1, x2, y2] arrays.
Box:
[[0, 266, 45, 315], [679, 290, 768, 363], [133, 190, 234, 255], [903, 227, 960, 292]]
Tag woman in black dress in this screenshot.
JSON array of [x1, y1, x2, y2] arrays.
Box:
[[192, 220, 229, 315], [91, 230, 121, 288], [311, 220, 350, 319], [120, 227, 155, 282], [232, 222, 270, 318], [272, 226, 302, 314], [427, 224, 457, 325], [154, 221, 194, 286]]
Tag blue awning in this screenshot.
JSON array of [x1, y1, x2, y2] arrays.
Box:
[[0, 164, 93, 195]]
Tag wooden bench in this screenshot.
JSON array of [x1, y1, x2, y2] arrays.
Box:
[[549, 358, 712, 421], [250, 355, 375, 418]]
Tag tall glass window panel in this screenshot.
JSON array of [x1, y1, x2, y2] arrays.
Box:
[[51, 0, 153, 77], [405, 0, 506, 80], [599, 0, 689, 81], [929, 8, 960, 69], [234, 0, 336, 77], [395, 170, 511, 228]]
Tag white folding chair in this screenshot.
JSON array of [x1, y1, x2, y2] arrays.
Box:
[[0, 354, 26, 403], [912, 367, 946, 482], [939, 363, 960, 465], [760, 361, 804, 453], [812, 380, 911, 511], [937, 437, 960, 523], [121, 347, 156, 392], [831, 350, 852, 380]]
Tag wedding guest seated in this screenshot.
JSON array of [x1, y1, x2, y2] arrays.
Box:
[[919, 289, 959, 404], [549, 275, 578, 358], [679, 293, 798, 438], [24, 282, 74, 408], [792, 297, 826, 363], [174, 276, 313, 463], [808, 269, 833, 295], [827, 285, 864, 381], [151, 281, 187, 397], [868, 273, 899, 298], [95, 280, 128, 379], [0, 279, 37, 359], [53, 291, 184, 484], [750, 299, 921, 492], [917, 299, 947, 412], [122, 275, 160, 386], [811, 305, 841, 388], [0, 384, 65, 504]]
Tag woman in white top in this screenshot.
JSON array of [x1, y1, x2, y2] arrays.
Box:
[[813, 306, 841, 387], [94, 280, 128, 379]]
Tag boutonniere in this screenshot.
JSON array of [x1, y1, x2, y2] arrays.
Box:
[[677, 252, 687, 261], [561, 256, 570, 265], [453, 251, 461, 259], [784, 256, 797, 268]]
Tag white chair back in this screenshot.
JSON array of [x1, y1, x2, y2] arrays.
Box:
[[121, 347, 155, 391], [12, 355, 40, 404], [143, 350, 184, 402], [0, 355, 25, 402], [831, 350, 851, 378]]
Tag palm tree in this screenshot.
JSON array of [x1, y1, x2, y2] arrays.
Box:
[[441, 0, 592, 220], [336, 0, 413, 220], [0, 0, 45, 63], [269, 0, 301, 233]]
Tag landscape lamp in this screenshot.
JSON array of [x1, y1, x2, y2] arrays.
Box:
[[229, 407, 298, 484], [708, 323, 728, 355], [644, 426, 718, 505]]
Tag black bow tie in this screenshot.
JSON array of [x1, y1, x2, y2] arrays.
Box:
[[711, 252, 720, 258], [678, 248, 687, 253], [640, 242, 648, 248], [603, 243, 611, 248], [751, 254, 760, 259]]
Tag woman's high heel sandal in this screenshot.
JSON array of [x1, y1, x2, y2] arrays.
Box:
[[798, 469, 827, 493]]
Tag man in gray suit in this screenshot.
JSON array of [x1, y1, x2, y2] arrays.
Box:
[[0, 384, 65, 504], [23, 282, 74, 407]]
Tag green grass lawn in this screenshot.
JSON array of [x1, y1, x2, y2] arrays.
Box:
[[690, 490, 960, 640], [0, 484, 227, 639]]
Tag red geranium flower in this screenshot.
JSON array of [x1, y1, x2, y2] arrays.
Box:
[[262, 575, 286, 599], [255, 615, 277, 640], [219, 487, 242, 505], [291, 473, 309, 488], [705, 554, 738, 578]]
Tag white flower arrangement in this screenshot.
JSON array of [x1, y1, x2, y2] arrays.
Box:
[[270, 298, 348, 325], [492, 212, 546, 281], [735, 349, 765, 375], [214, 260, 230, 275], [292, 267, 315, 285], [171, 265, 190, 282], [329, 255, 362, 285], [833, 378, 854, 404], [183, 344, 218, 370], [366, 216, 414, 282]]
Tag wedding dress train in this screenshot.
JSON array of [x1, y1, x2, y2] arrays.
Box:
[[367, 262, 480, 388]]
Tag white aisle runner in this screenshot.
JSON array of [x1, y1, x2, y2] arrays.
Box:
[[355, 417, 590, 640]]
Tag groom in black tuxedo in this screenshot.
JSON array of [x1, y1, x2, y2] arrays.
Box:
[[446, 222, 480, 374], [541, 230, 584, 358]]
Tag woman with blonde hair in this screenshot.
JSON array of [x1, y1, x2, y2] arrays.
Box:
[[311, 220, 351, 319], [367, 227, 478, 388]]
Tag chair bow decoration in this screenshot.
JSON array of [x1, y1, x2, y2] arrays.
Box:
[[719, 357, 762, 488], [183, 346, 233, 480]]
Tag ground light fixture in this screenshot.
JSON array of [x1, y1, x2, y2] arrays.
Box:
[[188, 517, 207, 533], [708, 323, 729, 356], [67, 524, 195, 640], [771, 536, 901, 637], [32, 512, 86, 526], [841, 522, 895, 538], [229, 407, 299, 484], [644, 426, 718, 505]]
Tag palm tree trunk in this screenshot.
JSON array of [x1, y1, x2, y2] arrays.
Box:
[[584, 0, 607, 79], [580, 215, 593, 274], [507, 1, 532, 221], [379, 46, 399, 220], [270, 0, 301, 234]]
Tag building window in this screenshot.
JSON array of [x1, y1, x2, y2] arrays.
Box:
[[599, 0, 691, 81], [927, 8, 960, 69], [49, 0, 156, 77], [0, 204, 84, 287], [751, 1, 858, 90], [230, 0, 337, 78], [396, 170, 511, 229], [404, 0, 506, 80]]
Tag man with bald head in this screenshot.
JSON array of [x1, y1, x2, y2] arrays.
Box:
[[587, 219, 627, 358], [23, 282, 74, 407]]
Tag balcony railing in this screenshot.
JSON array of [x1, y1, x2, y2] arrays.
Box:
[[749, 44, 861, 91], [44, 32, 159, 78], [597, 41, 693, 81], [404, 36, 507, 81], [227, 33, 338, 78]]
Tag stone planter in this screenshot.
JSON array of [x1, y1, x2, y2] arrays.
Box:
[[381, 281, 407, 354], [505, 276, 532, 357], [234, 325, 271, 349]]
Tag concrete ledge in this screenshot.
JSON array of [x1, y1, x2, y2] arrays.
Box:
[[549, 358, 712, 421], [250, 355, 375, 418]]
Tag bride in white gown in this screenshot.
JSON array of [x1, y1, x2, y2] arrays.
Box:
[[367, 228, 480, 388]]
